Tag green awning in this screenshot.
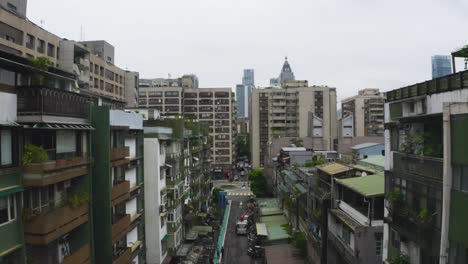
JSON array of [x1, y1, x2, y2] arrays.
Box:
[[162, 234, 169, 241], [0, 186, 24, 197]]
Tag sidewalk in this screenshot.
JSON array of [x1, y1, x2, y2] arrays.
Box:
[[214, 201, 231, 264]]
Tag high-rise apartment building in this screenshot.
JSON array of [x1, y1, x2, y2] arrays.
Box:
[[91, 107, 145, 264], [138, 80, 236, 175], [432, 55, 452, 79], [338, 88, 385, 153], [250, 81, 337, 168], [383, 62, 468, 263], [0, 7, 139, 107]]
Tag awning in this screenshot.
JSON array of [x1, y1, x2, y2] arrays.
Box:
[[256, 223, 268, 236], [22, 123, 94, 130], [0, 186, 24, 197], [165, 163, 173, 168], [192, 157, 199, 161], [0, 121, 21, 127], [162, 234, 169, 241]]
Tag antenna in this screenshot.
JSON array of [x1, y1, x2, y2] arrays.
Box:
[[40, 19, 45, 27], [80, 26, 85, 41]]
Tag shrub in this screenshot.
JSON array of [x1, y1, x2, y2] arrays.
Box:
[[22, 144, 48, 165]]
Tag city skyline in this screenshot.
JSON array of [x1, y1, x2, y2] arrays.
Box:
[[28, 0, 468, 102]]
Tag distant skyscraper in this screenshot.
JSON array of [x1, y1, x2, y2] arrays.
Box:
[[237, 69, 254, 118], [432, 55, 452, 79], [242, 69, 255, 86], [236, 84, 253, 118]]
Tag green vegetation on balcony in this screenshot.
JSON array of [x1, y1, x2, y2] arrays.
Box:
[[388, 253, 410, 264], [22, 144, 49, 165], [400, 132, 442, 158], [248, 168, 268, 197], [281, 224, 307, 258]]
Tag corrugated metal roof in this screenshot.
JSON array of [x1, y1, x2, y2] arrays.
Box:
[[351, 142, 383, 150], [359, 155, 385, 167], [256, 223, 268, 236], [317, 162, 353, 175], [335, 172, 385, 197]]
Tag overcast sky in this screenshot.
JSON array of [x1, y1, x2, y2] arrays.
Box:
[[29, 0, 468, 102]]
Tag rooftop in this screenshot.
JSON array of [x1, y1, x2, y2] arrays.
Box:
[[358, 155, 385, 168], [351, 142, 383, 150], [281, 147, 307, 152], [265, 244, 304, 264], [335, 172, 385, 197], [317, 162, 353, 176]]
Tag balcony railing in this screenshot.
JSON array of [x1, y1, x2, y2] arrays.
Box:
[[111, 181, 130, 206], [327, 230, 358, 264], [22, 158, 89, 186], [25, 204, 89, 245], [62, 243, 90, 264], [17, 86, 90, 119], [386, 70, 468, 102], [112, 214, 131, 244], [393, 152, 443, 181], [111, 147, 130, 161], [113, 247, 131, 264]]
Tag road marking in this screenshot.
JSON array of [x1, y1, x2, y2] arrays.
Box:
[[227, 192, 253, 196]]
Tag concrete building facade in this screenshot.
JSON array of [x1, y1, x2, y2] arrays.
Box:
[[338, 88, 385, 154], [250, 83, 337, 168], [383, 67, 468, 264], [138, 83, 236, 173]]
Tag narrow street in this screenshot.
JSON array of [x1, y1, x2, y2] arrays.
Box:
[[223, 199, 255, 264]]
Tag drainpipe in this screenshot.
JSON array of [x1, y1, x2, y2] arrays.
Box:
[[439, 103, 452, 264]]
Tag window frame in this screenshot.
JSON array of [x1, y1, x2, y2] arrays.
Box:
[[0, 195, 17, 226]]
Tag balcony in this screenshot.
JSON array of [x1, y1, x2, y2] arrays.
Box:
[[62, 243, 90, 264], [393, 152, 443, 181], [111, 147, 130, 160], [111, 181, 130, 206], [22, 159, 90, 186], [113, 247, 131, 264], [112, 214, 131, 244], [17, 86, 90, 120], [25, 204, 89, 245], [327, 230, 358, 264]]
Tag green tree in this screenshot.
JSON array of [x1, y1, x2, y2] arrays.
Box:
[[303, 155, 325, 167], [236, 133, 249, 160], [248, 168, 268, 197]]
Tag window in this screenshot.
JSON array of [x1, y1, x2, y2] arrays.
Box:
[[0, 196, 16, 225], [7, 3, 17, 11], [37, 39, 45, 53], [47, 43, 55, 57], [391, 229, 400, 250], [453, 164, 468, 192], [341, 226, 351, 245], [165, 91, 179, 97], [26, 34, 35, 49], [375, 233, 383, 255], [167, 212, 174, 222], [1, 129, 12, 166]]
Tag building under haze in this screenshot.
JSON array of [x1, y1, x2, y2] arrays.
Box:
[[432, 55, 452, 79], [236, 69, 255, 118]]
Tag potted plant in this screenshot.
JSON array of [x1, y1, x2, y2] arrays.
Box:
[[68, 189, 90, 208], [22, 144, 53, 173], [56, 158, 67, 168]]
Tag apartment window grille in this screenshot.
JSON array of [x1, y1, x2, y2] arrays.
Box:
[[26, 34, 35, 49], [37, 39, 45, 53], [0, 195, 16, 225], [453, 164, 468, 192]]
